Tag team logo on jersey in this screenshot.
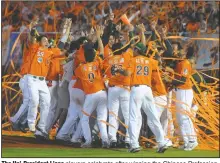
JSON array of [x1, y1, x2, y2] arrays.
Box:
[[183, 69, 188, 75], [93, 65, 97, 70], [37, 57, 43, 63], [37, 51, 44, 57]]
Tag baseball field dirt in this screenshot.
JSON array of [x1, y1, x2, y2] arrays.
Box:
[[2, 135, 220, 158]]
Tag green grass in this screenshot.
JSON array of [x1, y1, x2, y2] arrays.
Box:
[[2, 148, 219, 158]]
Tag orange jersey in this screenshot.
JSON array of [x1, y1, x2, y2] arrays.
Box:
[[46, 48, 62, 81], [104, 44, 112, 59], [175, 59, 193, 89], [74, 60, 105, 94], [72, 45, 85, 79], [129, 56, 158, 87], [151, 71, 167, 96], [28, 43, 59, 77], [73, 78, 83, 90], [20, 45, 31, 76], [103, 50, 132, 86]]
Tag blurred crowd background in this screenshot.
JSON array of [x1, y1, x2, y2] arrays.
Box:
[[2, 1, 219, 35]]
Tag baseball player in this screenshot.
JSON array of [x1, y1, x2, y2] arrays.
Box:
[[74, 26, 109, 148], [26, 19, 72, 138], [128, 42, 169, 153], [56, 45, 85, 142], [9, 37, 34, 132], [103, 34, 115, 59], [103, 42, 132, 148], [44, 41, 62, 134], [168, 53, 198, 151], [151, 64, 173, 147]]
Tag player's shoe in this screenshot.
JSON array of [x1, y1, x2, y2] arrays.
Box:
[[178, 144, 188, 150], [55, 138, 70, 144], [125, 142, 130, 149], [9, 117, 20, 130], [81, 142, 92, 148], [157, 143, 169, 153], [128, 147, 141, 153], [102, 141, 109, 148], [19, 123, 29, 133], [166, 140, 173, 147], [28, 124, 36, 133], [184, 141, 198, 151], [109, 141, 117, 148], [70, 138, 82, 144], [35, 127, 49, 140]]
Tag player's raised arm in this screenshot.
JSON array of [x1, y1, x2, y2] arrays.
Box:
[[95, 25, 104, 59], [27, 19, 39, 46], [51, 18, 73, 59], [57, 18, 72, 50], [137, 23, 146, 45]]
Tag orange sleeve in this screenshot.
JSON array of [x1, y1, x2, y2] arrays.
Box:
[[96, 56, 103, 70], [51, 48, 62, 58], [74, 64, 85, 80], [151, 59, 159, 71]]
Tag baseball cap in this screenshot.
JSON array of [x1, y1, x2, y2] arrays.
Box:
[[134, 42, 146, 55]]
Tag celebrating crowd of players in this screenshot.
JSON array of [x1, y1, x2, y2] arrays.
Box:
[[9, 12, 206, 153]]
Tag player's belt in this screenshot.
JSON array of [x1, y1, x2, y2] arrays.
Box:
[[33, 76, 45, 81], [133, 84, 149, 87]]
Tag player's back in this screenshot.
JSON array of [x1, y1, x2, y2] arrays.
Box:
[[175, 59, 192, 89], [46, 47, 62, 80], [103, 51, 131, 86], [130, 56, 157, 87], [74, 60, 105, 94]]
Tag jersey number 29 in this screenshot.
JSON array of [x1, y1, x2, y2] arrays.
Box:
[[136, 65, 149, 76]]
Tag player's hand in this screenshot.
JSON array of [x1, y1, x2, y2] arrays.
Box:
[[29, 18, 39, 29], [67, 32, 74, 42], [161, 26, 167, 38], [128, 24, 134, 32], [109, 13, 114, 21], [150, 20, 157, 30], [95, 25, 103, 38], [137, 23, 146, 33], [61, 18, 72, 35]]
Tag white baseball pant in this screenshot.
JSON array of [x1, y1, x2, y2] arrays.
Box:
[[108, 86, 130, 143], [175, 88, 197, 145], [56, 80, 85, 141], [57, 80, 70, 109], [81, 90, 108, 144], [45, 80, 59, 133], [153, 95, 168, 133], [129, 85, 167, 149], [165, 91, 175, 138], [27, 74, 51, 133], [10, 75, 29, 125]]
